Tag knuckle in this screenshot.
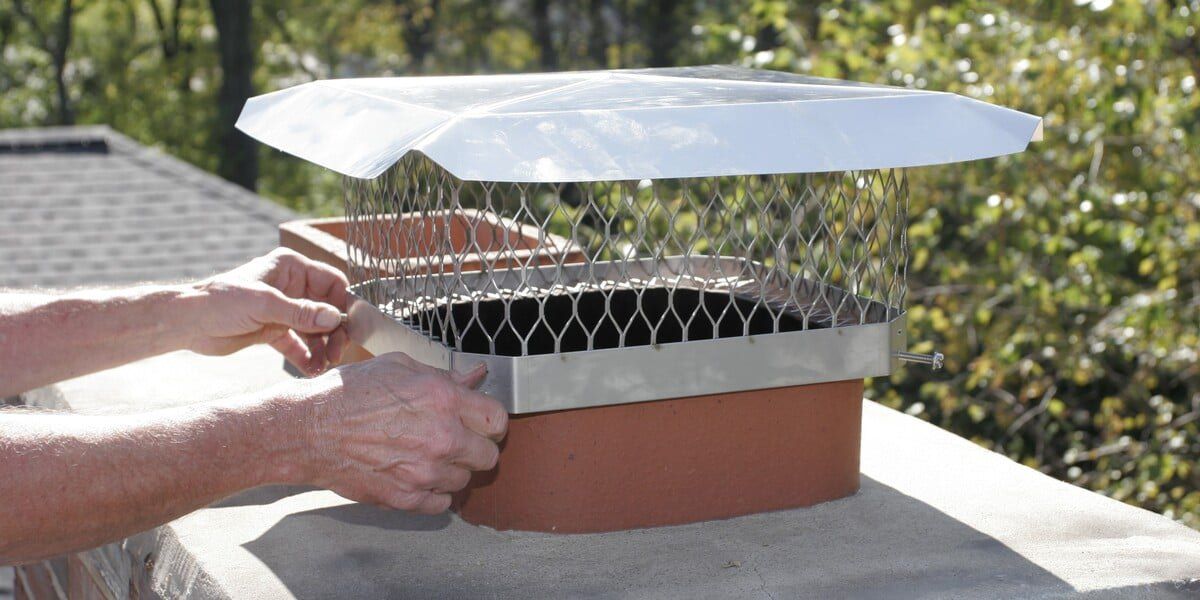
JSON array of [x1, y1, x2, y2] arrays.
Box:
[[255, 288, 280, 312], [445, 469, 472, 492], [427, 494, 452, 514], [383, 352, 414, 364], [481, 441, 501, 470], [270, 247, 302, 262], [415, 379, 457, 413], [409, 465, 441, 488], [431, 380, 462, 408], [386, 489, 425, 511], [426, 425, 462, 460], [488, 406, 510, 437], [378, 353, 418, 371], [292, 300, 318, 327]]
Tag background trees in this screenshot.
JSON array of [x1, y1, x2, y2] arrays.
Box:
[[209, 0, 257, 190], [1, 0, 1197, 527]]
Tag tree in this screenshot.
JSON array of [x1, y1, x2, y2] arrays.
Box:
[[396, 0, 439, 73], [586, 0, 610, 67], [209, 0, 257, 190], [643, 0, 682, 67], [531, 0, 556, 70], [146, 0, 198, 93], [10, 0, 75, 125]]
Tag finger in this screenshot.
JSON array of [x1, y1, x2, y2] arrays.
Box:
[[302, 333, 329, 374], [429, 465, 472, 494], [457, 388, 508, 442], [258, 288, 343, 334], [413, 492, 452, 515], [304, 261, 350, 311], [398, 355, 444, 375], [452, 432, 501, 471], [199, 324, 287, 356], [378, 488, 430, 512], [376, 353, 449, 379], [451, 363, 488, 389], [326, 327, 349, 364], [376, 352, 419, 367], [278, 249, 351, 311], [270, 329, 319, 375]]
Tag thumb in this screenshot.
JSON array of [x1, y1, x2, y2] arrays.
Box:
[[259, 288, 343, 334], [451, 362, 488, 389]]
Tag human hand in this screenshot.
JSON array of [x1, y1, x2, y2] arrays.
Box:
[[288, 353, 507, 514], [184, 248, 350, 375]]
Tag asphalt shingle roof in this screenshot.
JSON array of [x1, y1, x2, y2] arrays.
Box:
[[0, 126, 295, 288]]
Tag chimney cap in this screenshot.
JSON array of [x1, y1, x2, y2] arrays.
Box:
[[237, 65, 1042, 182]]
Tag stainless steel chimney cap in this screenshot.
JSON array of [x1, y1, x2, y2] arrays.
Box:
[[236, 65, 1042, 182]]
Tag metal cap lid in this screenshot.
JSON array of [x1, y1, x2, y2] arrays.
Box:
[[236, 65, 1042, 182]]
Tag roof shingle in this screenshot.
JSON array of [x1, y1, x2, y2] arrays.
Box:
[[0, 126, 295, 288]]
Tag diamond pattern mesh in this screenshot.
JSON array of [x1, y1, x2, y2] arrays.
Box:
[[344, 154, 908, 357]]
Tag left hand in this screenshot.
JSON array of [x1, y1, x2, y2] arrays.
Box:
[[184, 248, 351, 375], [281, 353, 506, 514]]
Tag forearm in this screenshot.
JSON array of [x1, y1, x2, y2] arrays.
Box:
[[0, 286, 199, 397], [0, 391, 310, 565]]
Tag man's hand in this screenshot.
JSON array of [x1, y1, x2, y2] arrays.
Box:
[[0, 247, 353, 397], [186, 248, 351, 375], [0, 351, 508, 564], [284, 353, 508, 514]]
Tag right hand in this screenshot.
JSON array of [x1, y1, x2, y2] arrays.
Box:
[[293, 352, 508, 514], [184, 248, 351, 376]]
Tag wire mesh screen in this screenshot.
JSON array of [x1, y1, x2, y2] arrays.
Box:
[[344, 154, 908, 358]]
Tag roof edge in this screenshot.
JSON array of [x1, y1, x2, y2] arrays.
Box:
[[97, 128, 297, 223], [0, 125, 116, 148]]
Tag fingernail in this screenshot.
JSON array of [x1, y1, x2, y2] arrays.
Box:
[[315, 307, 341, 329], [469, 362, 487, 375]]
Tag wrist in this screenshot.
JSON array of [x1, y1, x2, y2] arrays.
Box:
[[241, 378, 334, 486], [159, 282, 212, 354], [86, 283, 203, 356]]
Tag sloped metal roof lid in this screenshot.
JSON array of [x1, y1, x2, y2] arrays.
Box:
[[236, 65, 1042, 182]]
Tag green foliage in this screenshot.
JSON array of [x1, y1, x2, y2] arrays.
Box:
[[782, 0, 1200, 528], [1, 0, 1197, 526]]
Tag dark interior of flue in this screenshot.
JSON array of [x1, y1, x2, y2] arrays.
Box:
[[420, 287, 813, 356]]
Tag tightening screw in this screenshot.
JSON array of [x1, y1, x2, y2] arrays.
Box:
[[895, 351, 944, 370]]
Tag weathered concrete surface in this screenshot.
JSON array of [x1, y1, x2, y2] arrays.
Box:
[[28, 348, 1200, 599], [0, 566, 12, 600]]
